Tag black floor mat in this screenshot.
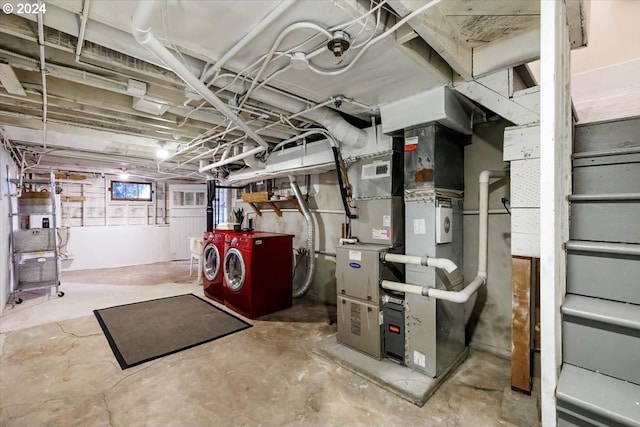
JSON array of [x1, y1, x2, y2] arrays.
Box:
[[94, 294, 251, 369]]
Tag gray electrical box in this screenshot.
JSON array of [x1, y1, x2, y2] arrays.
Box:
[[351, 198, 404, 246], [348, 140, 403, 200], [337, 296, 383, 359]]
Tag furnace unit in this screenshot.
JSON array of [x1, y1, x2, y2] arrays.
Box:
[[336, 139, 404, 359], [335, 123, 468, 379]]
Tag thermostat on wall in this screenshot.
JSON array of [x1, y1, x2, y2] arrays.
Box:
[[436, 207, 453, 244]]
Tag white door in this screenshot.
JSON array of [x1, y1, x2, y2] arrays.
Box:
[[169, 184, 207, 260]]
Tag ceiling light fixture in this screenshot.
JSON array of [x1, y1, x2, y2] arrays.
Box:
[[119, 169, 130, 180], [156, 142, 170, 159], [327, 31, 351, 57]]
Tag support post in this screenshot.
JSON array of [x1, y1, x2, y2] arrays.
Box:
[[540, 0, 573, 425], [511, 256, 533, 393]]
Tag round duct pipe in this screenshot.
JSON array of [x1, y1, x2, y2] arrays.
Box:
[[288, 175, 315, 298]]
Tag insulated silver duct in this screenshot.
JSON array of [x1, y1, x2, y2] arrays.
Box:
[[288, 175, 315, 298]]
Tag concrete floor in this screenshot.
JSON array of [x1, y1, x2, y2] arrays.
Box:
[[0, 262, 540, 426]]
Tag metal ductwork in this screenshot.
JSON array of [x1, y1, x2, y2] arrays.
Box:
[[212, 76, 369, 149], [379, 86, 472, 135], [289, 175, 315, 298]]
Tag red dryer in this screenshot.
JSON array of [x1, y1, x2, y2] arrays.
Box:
[[223, 232, 293, 318], [202, 229, 236, 303]]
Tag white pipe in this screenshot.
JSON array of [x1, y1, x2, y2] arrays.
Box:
[[130, 1, 270, 150], [425, 257, 458, 275], [383, 170, 507, 303], [199, 146, 266, 172], [339, 238, 358, 245], [200, 0, 294, 83], [75, 0, 92, 62], [307, 0, 443, 77], [463, 209, 508, 215], [381, 280, 426, 296], [205, 76, 369, 149], [382, 275, 484, 304], [427, 276, 485, 303], [240, 22, 333, 108], [383, 253, 423, 266], [304, 108, 368, 148], [37, 3, 47, 150], [478, 170, 506, 277], [383, 253, 458, 274], [242, 142, 264, 170]]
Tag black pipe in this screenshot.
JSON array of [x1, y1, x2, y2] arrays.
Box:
[[206, 179, 214, 232], [331, 146, 356, 219]]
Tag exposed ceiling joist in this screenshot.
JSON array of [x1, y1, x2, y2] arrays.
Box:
[[453, 75, 539, 126], [0, 63, 27, 96], [387, 0, 473, 80], [473, 27, 540, 78]]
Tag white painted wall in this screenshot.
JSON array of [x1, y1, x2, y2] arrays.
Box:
[[0, 147, 19, 314], [530, 0, 640, 123], [235, 172, 344, 304], [62, 225, 171, 271], [463, 121, 512, 356], [51, 172, 174, 271]]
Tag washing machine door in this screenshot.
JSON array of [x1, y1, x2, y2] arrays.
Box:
[[203, 243, 220, 281], [224, 248, 246, 292]]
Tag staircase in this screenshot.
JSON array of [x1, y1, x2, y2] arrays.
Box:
[[556, 117, 640, 426]]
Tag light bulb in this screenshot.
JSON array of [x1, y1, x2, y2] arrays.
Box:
[[156, 148, 170, 159], [119, 172, 130, 180]]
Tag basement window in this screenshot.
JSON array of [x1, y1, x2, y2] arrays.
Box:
[[111, 181, 152, 202]]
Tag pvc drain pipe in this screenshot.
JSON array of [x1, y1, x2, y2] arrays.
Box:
[[381, 170, 507, 304]]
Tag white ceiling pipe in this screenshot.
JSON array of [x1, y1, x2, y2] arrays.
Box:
[[304, 108, 368, 148], [37, 3, 47, 150], [199, 145, 266, 173], [242, 142, 265, 170], [131, 1, 270, 151], [75, 0, 91, 62], [199, 0, 295, 83], [213, 76, 368, 148], [307, 0, 443, 77], [239, 21, 333, 109], [9, 9, 369, 150]]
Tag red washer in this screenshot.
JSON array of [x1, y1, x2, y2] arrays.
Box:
[[202, 229, 236, 303], [223, 232, 293, 319]]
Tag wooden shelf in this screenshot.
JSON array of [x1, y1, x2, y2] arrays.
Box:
[[245, 196, 307, 217]]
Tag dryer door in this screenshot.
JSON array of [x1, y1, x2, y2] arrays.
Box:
[[224, 248, 246, 292], [203, 243, 220, 281]]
